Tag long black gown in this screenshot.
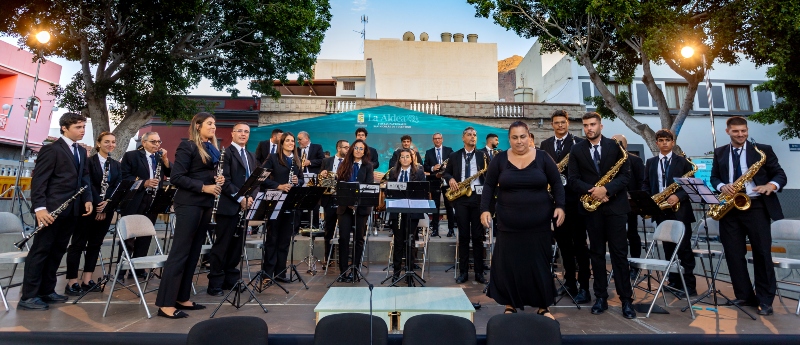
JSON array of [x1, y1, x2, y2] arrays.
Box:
[[480, 150, 565, 309]]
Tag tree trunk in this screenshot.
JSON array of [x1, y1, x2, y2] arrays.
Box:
[[84, 96, 110, 145], [640, 55, 674, 131], [110, 110, 154, 159]]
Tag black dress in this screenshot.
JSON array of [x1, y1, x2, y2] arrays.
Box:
[[480, 150, 565, 309]]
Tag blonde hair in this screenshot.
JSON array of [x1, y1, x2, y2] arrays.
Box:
[[189, 112, 218, 164], [94, 131, 115, 153]]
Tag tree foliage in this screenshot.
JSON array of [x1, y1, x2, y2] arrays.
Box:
[[0, 0, 331, 157]]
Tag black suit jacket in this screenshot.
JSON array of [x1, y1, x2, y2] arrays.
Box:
[[254, 140, 278, 165], [387, 167, 427, 220], [423, 146, 453, 186], [541, 134, 584, 203], [261, 153, 305, 189], [567, 136, 631, 215], [388, 149, 423, 170], [442, 148, 487, 186], [642, 154, 696, 224], [88, 155, 122, 212], [367, 146, 380, 170], [120, 148, 172, 215], [710, 142, 787, 220], [300, 143, 325, 174], [31, 138, 92, 216], [478, 147, 501, 162], [170, 140, 218, 208], [219, 145, 259, 216], [627, 153, 645, 192], [336, 161, 374, 216]]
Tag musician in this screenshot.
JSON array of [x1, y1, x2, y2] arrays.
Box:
[[20, 113, 93, 311], [254, 128, 283, 164], [388, 135, 423, 169], [119, 131, 171, 278], [156, 113, 224, 318], [423, 133, 455, 237], [567, 112, 635, 319], [333, 139, 374, 282], [388, 149, 427, 280], [611, 135, 645, 268], [297, 131, 325, 174], [480, 133, 499, 161], [319, 140, 350, 262], [64, 132, 121, 296], [641, 129, 697, 297], [206, 123, 257, 296], [710, 116, 787, 316], [355, 127, 380, 169], [540, 110, 590, 304], [443, 127, 488, 284]]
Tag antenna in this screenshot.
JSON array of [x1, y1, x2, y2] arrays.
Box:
[[353, 15, 368, 53]]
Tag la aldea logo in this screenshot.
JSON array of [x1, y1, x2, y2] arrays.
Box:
[[357, 112, 365, 123]]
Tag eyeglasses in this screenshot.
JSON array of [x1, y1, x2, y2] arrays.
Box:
[[353, 147, 365, 151], [340, 146, 350, 150], [233, 129, 250, 134], [147, 140, 162, 145]]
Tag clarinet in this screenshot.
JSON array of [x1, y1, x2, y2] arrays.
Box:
[[99, 159, 110, 200], [288, 155, 296, 187], [16, 186, 87, 249], [210, 146, 225, 225], [146, 151, 162, 195]]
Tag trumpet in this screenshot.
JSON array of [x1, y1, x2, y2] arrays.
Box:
[[16, 186, 87, 249], [210, 146, 225, 225]]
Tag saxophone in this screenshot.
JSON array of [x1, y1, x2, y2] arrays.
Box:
[[707, 141, 766, 221], [15, 186, 87, 249], [556, 153, 570, 186], [446, 156, 488, 201], [210, 146, 225, 225], [580, 140, 628, 212], [651, 153, 697, 213]]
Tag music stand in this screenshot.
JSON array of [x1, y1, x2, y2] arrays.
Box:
[[275, 186, 324, 289], [248, 190, 289, 294], [675, 177, 757, 320], [380, 181, 431, 287], [627, 190, 669, 314], [144, 185, 177, 254], [327, 182, 380, 287]]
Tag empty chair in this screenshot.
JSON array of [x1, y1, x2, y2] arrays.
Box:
[[0, 212, 26, 311], [402, 314, 475, 345], [186, 316, 268, 345], [752, 219, 800, 315], [486, 313, 561, 345], [314, 313, 388, 345]]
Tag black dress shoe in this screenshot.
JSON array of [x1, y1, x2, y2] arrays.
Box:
[[455, 273, 468, 284], [430, 231, 440, 237], [337, 275, 353, 283], [18, 297, 49, 311], [81, 281, 98, 292], [64, 283, 83, 296], [446, 230, 454, 237], [39, 292, 68, 303], [574, 289, 592, 304], [274, 276, 291, 283], [757, 303, 773, 316], [475, 272, 487, 284], [621, 301, 637, 319], [207, 288, 224, 297], [729, 298, 759, 307], [157, 309, 189, 319], [591, 298, 608, 315], [175, 302, 207, 310]]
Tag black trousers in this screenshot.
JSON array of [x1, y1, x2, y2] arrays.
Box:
[[455, 194, 484, 274], [323, 205, 338, 260], [264, 211, 298, 278], [553, 203, 590, 290], [430, 185, 455, 233], [207, 213, 244, 289], [391, 214, 420, 273], [66, 213, 113, 279], [155, 204, 210, 307], [720, 199, 775, 305], [586, 212, 632, 302], [22, 215, 78, 299], [626, 213, 642, 259], [657, 218, 696, 290], [337, 208, 368, 273]]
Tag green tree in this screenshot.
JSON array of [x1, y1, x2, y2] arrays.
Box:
[[0, 0, 331, 157], [468, 0, 745, 154]]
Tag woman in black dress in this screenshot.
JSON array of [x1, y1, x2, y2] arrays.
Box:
[[387, 148, 426, 280], [261, 132, 304, 282], [156, 112, 224, 318], [480, 121, 565, 318]]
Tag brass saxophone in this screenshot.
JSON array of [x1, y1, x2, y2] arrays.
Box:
[[15, 186, 87, 249], [556, 153, 570, 186], [446, 156, 488, 201], [581, 140, 628, 212], [651, 153, 697, 213], [210, 146, 225, 225], [707, 141, 766, 221]]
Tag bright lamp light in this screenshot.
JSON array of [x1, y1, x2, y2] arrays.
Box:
[[35, 31, 50, 44], [680, 46, 695, 58]]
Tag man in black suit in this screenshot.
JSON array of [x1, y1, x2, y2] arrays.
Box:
[[254, 128, 283, 164], [355, 127, 380, 170], [319, 140, 349, 261], [20, 113, 93, 310], [611, 134, 645, 267], [119, 131, 171, 277], [206, 123, 258, 296], [443, 127, 488, 284], [297, 131, 325, 174], [388, 135, 423, 169], [567, 112, 635, 319], [710, 116, 787, 316], [541, 110, 590, 304], [423, 133, 454, 237], [479, 133, 499, 161], [642, 129, 697, 298]]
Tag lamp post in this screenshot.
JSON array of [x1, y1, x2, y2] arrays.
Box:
[[681, 45, 717, 149]]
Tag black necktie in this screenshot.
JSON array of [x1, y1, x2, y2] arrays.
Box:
[[150, 154, 157, 177], [270, 144, 276, 154], [401, 170, 408, 182], [592, 145, 600, 173], [732, 148, 743, 180], [241, 148, 250, 178], [436, 148, 441, 164], [660, 156, 670, 189], [465, 152, 474, 180], [351, 162, 359, 182], [72, 143, 80, 169], [556, 139, 564, 156]]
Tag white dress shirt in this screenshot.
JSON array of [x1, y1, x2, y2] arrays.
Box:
[[461, 149, 479, 189], [716, 141, 780, 196], [657, 152, 673, 193]]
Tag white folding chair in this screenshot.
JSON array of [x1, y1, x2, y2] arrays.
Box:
[[629, 220, 696, 319], [693, 218, 725, 295], [325, 220, 340, 276], [0, 212, 26, 311], [416, 218, 431, 278], [749, 219, 800, 315], [103, 215, 168, 318]]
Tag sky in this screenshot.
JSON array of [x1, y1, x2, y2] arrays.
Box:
[[2, 0, 536, 129]]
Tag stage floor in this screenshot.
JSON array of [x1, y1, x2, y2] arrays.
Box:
[[0, 262, 798, 335]]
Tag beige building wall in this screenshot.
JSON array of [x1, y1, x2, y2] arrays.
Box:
[[363, 38, 498, 101], [314, 59, 366, 79]]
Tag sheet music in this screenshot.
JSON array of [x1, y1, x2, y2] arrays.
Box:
[[269, 191, 287, 220], [131, 180, 143, 190], [360, 184, 380, 193], [387, 182, 407, 190], [246, 192, 264, 220], [674, 177, 720, 204], [409, 199, 432, 209], [386, 199, 408, 209]]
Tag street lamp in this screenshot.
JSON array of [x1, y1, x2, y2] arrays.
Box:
[[681, 45, 716, 149]]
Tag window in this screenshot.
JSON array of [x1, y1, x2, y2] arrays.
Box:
[[343, 82, 355, 91], [663, 84, 688, 110], [725, 85, 752, 111], [607, 83, 630, 97], [582, 81, 631, 105]]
